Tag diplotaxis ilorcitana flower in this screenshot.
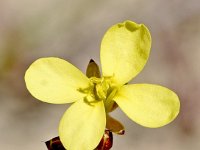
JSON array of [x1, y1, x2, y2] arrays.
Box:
[[25, 20, 180, 150]]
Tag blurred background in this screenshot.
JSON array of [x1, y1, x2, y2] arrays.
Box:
[[0, 0, 200, 149]]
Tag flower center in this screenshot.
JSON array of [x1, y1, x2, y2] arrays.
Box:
[[79, 77, 118, 112], [90, 77, 109, 100]]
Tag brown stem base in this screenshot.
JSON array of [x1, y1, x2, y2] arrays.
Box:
[[45, 130, 113, 150]]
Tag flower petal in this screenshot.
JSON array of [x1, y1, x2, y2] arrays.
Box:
[[114, 84, 180, 128], [59, 100, 106, 150], [101, 20, 151, 85], [25, 57, 89, 104]]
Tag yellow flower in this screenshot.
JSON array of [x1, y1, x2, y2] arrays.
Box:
[[25, 20, 180, 150]]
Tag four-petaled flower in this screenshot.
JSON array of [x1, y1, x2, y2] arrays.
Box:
[[25, 20, 180, 150]]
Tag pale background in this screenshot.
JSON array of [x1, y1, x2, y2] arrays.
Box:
[[0, 0, 200, 149]]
